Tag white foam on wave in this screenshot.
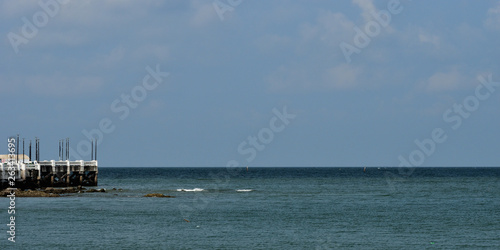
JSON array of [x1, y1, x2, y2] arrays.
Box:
[[177, 188, 204, 192], [236, 189, 253, 192]]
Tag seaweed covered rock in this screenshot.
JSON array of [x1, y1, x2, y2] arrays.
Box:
[[86, 188, 106, 193], [144, 193, 175, 198], [1, 189, 59, 197]]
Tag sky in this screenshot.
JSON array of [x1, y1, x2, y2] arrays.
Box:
[[1, 0, 499, 167]]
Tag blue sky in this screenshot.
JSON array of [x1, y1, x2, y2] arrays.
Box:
[[1, 0, 499, 167]]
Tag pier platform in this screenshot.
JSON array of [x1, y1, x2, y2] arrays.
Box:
[[0, 160, 98, 189]]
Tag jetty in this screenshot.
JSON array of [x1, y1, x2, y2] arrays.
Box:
[[0, 136, 98, 189]]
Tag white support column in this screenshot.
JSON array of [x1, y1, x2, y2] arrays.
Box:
[[67, 160, 71, 185], [21, 162, 26, 181]]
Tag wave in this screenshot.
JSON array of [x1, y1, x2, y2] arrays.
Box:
[[236, 189, 253, 192], [176, 188, 204, 192]]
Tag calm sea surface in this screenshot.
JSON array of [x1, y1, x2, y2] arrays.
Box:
[[1, 167, 500, 249]]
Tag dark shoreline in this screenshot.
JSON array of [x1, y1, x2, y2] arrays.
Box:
[[1, 188, 175, 198], [0, 187, 105, 197]]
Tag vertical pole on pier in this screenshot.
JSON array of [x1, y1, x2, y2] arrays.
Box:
[[62, 139, 65, 160], [16, 134, 19, 163], [22, 138, 25, 163], [67, 160, 71, 186], [29, 140, 32, 162], [59, 140, 61, 161], [91, 139, 94, 161], [95, 139, 97, 162], [36, 137, 39, 162], [66, 138, 70, 161]]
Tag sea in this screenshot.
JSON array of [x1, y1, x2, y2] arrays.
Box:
[[1, 167, 500, 249]]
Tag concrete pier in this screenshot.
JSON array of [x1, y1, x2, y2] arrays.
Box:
[[0, 160, 98, 189]]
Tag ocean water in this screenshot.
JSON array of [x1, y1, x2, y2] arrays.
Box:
[[1, 167, 500, 249]]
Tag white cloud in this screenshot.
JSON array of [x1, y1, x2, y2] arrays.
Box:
[[266, 6, 380, 92], [352, 0, 377, 23], [57, 0, 162, 27], [132, 44, 170, 61], [25, 74, 104, 96], [0, 1, 38, 18], [299, 11, 354, 47], [418, 30, 440, 47], [190, 0, 218, 27], [323, 64, 360, 89], [485, 2, 500, 30], [35, 29, 89, 47], [423, 68, 467, 93], [352, 0, 395, 33], [266, 63, 362, 92]]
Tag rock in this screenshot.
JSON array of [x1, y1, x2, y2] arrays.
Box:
[[19, 190, 60, 197], [2, 189, 60, 197], [0, 189, 13, 196], [43, 187, 78, 194], [144, 193, 175, 198], [86, 188, 106, 193]]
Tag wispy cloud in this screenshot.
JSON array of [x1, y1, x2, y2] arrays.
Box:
[[485, 1, 500, 30], [422, 68, 467, 93], [323, 64, 360, 90], [25, 74, 104, 96], [352, 0, 377, 23], [418, 29, 441, 47], [299, 11, 354, 47], [190, 0, 219, 27]]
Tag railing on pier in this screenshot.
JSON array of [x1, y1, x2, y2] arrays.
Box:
[[1, 160, 98, 189]]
